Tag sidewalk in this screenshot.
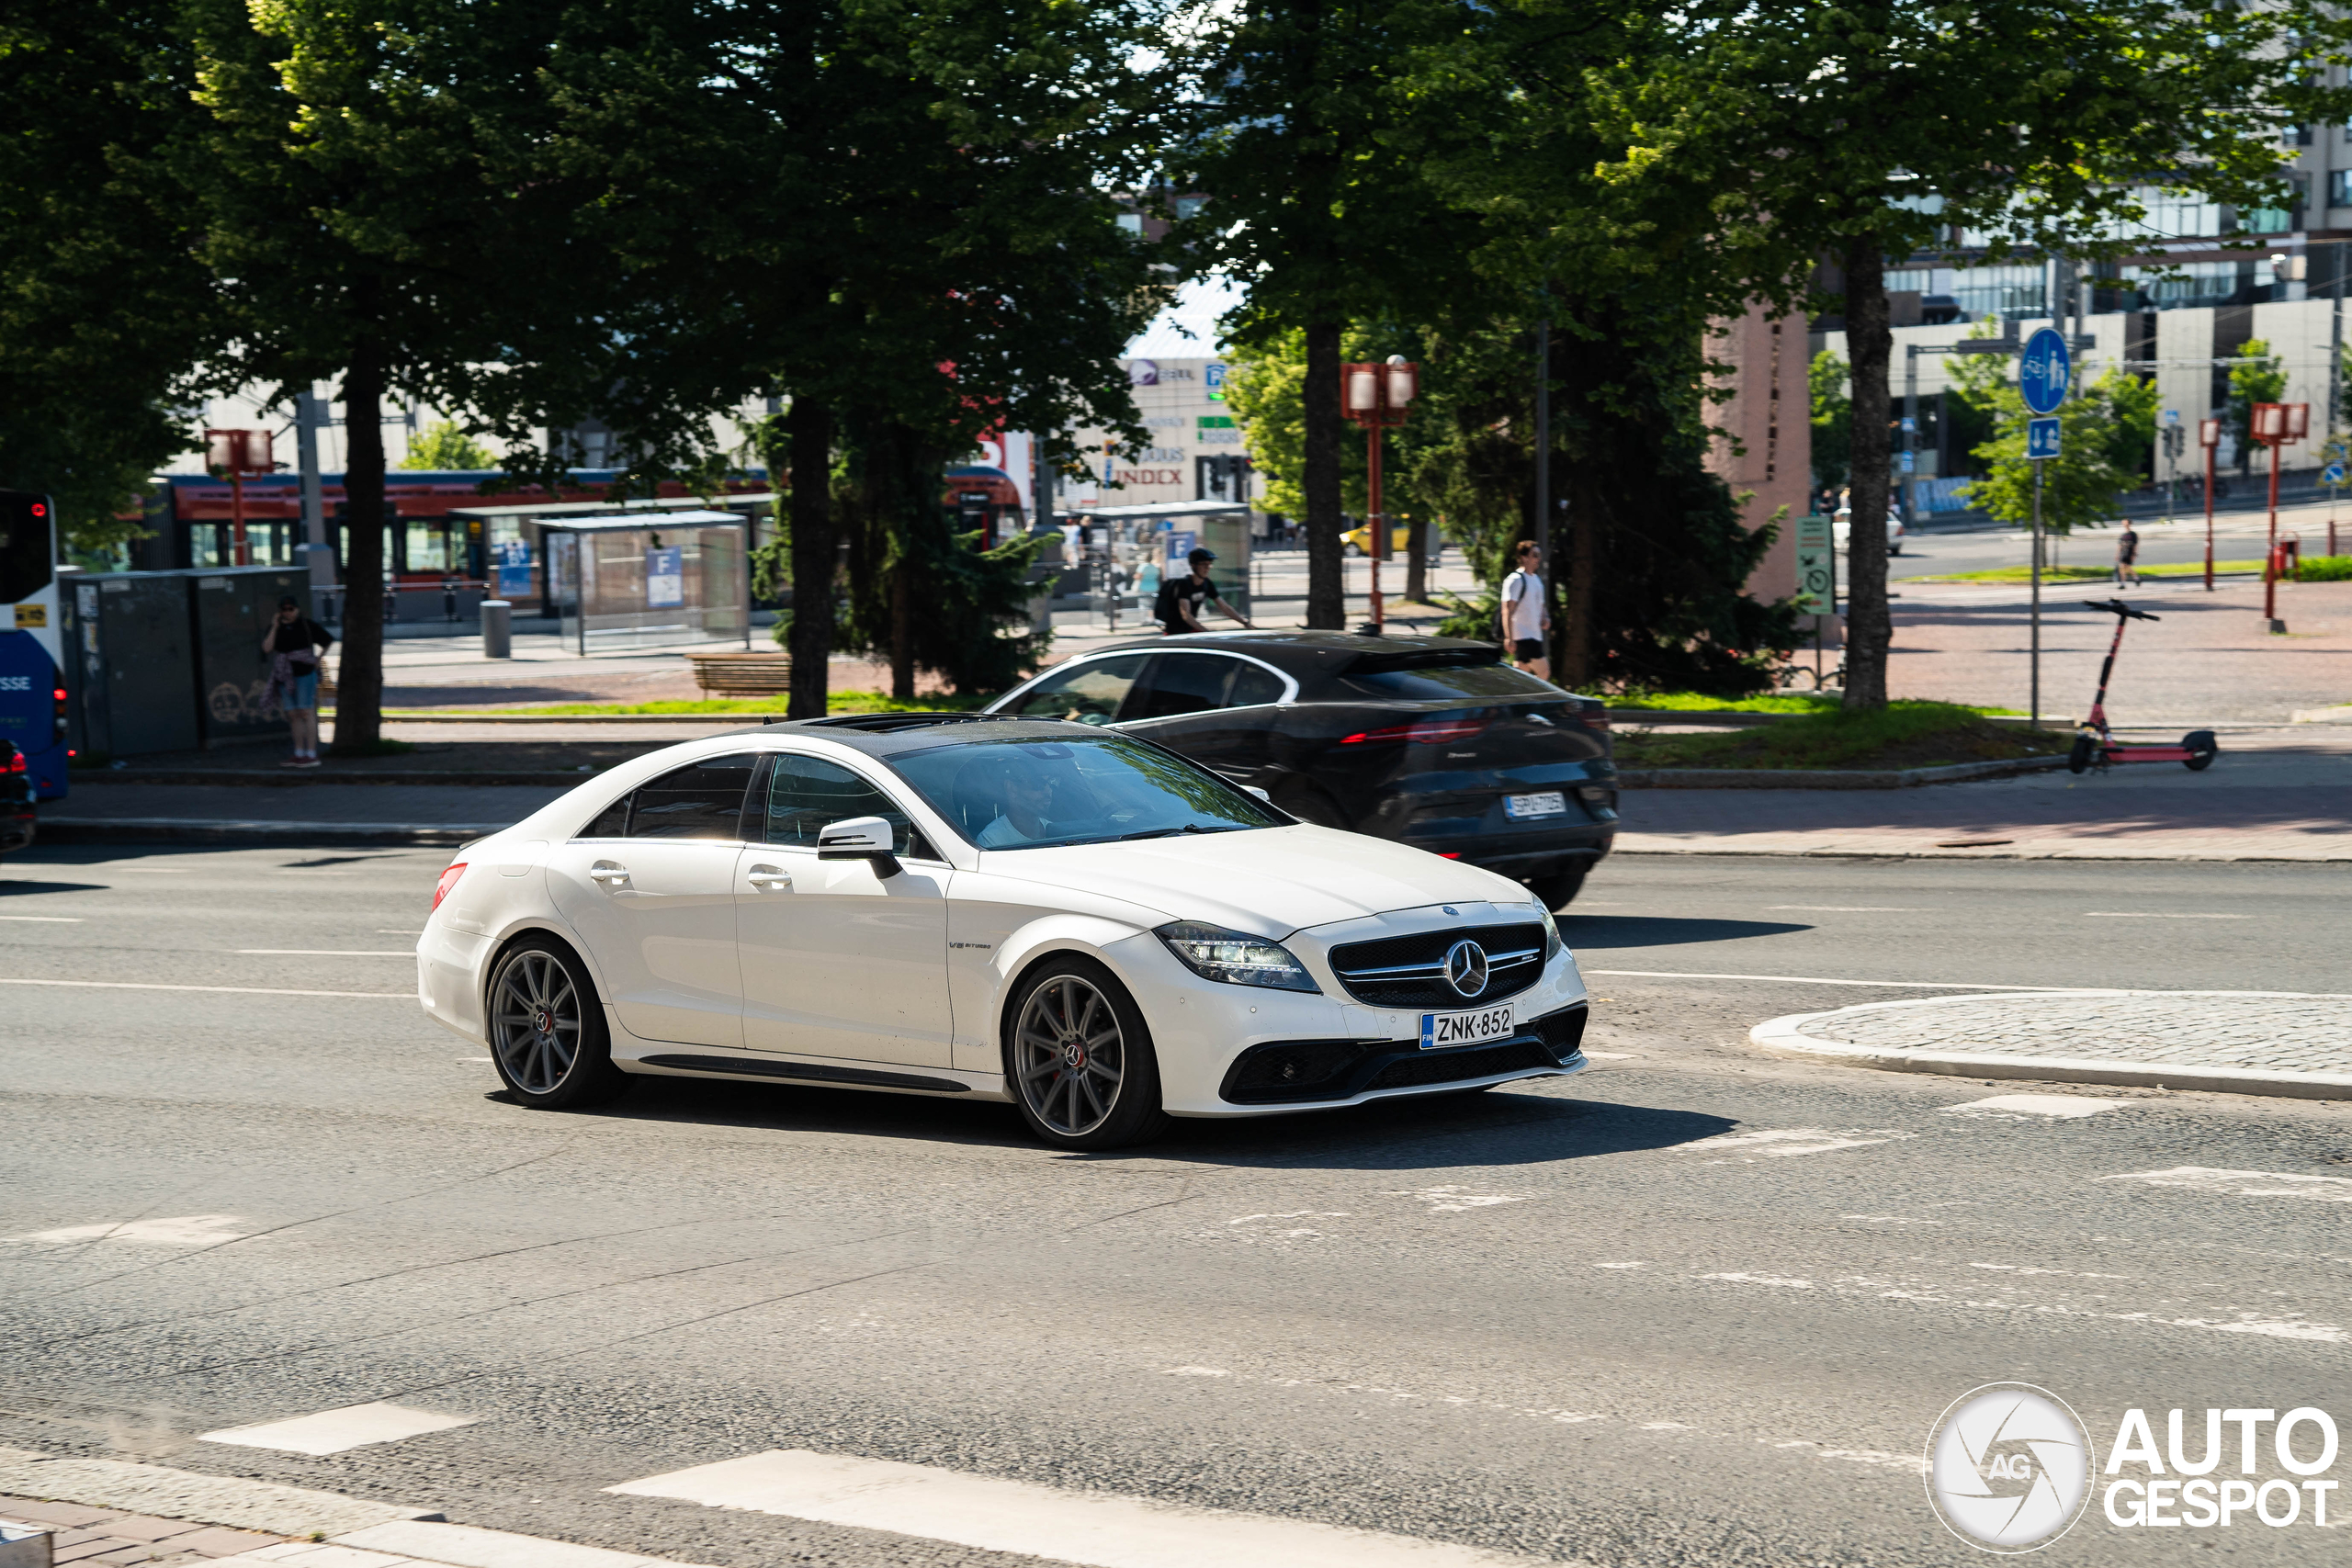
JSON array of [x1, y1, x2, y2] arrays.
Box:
[[1752, 991, 2352, 1101]]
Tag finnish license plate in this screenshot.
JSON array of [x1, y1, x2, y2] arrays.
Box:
[[1420, 1004, 1515, 1050], [1504, 790, 1567, 819]]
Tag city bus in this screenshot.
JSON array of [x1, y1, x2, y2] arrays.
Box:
[[0, 489, 68, 799]]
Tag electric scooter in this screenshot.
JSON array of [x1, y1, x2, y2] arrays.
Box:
[[2067, 599, 2220, 774]]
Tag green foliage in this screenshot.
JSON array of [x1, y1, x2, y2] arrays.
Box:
[[398, 422, 494, 471], [2296, 554, 2352, 582], [1809, 352, 1851, 493], [1948, 358, 2144, 536], [2225, 339, 2289, 475]]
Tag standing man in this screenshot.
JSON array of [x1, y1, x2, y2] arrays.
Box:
[[1499, 538, 1550, 678], [1153, 547, 1253, 635], [2114, 520, 2141, 586], [263, 595, 334, 768]]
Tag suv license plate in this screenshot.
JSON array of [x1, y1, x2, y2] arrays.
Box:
[[1504, 790, 1567, 819], [1420, 1004, 1515, 1050]]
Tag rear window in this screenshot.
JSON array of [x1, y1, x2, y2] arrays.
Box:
[[1336, 661, 1560, 700]]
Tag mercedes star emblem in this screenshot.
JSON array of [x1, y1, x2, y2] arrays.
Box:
[[1443, 939, 1490, 998]]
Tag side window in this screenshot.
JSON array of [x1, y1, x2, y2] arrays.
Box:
[[762, 752, 912, 852], [582, 794, 631, 838], [1225, 661, 1285, 709], [1007, 652, 1148, 725], [1129, 652, 1233, 720], [625, 753, 759, 840]]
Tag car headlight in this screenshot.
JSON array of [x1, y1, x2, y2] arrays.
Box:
[[1536, 902, 1563, 960], [1155, 921, 1320, 992]]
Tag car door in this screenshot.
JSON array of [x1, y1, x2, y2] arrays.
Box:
[[1117, 650, 1290, 782], [733, 750, 953, 1067], [994, 651, 1150, 727], [545, 752, 757, 1047]]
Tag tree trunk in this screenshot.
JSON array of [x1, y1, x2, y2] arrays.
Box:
[[1302, 319, 1345, 627], [331, 344, 386, 755], [889, 555, 913, 699], [1557, 461, 1598, 689], [786, 398, 835, 721], [1403, 512, 1428, 603], [1841, 238, 1893, 709]]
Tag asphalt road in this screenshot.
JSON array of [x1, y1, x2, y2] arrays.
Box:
[[1895, 502, 2347, 582], [2, 845, 2346, 1568]]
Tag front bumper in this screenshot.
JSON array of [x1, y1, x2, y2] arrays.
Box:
[[1218, 1002, 1589, 1105]]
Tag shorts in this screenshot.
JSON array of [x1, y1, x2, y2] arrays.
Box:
[[288, 670, 320, 710], [1512, 638, 1544, 663]]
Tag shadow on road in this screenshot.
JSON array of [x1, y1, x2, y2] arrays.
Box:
[[0, 878, 112, 897], [1558, 915, 1811, 948]]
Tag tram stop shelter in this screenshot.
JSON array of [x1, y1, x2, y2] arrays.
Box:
[[536, 512, 752, 654]]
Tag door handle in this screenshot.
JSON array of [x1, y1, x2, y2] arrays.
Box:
[[588, 860, 631, 890], [746, 863, 793, 892]]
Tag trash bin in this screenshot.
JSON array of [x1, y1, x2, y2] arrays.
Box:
[[481, 598, 513, 659]]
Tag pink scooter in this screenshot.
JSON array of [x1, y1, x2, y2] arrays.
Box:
[[2067, 599, 2219, 774]]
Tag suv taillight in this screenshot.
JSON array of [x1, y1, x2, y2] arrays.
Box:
[[1340, 717, 1489, 746], [431, 862, 469, 911], [1579, 704, 1610, 733]]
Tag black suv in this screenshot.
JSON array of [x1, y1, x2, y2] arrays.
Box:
[[986, 631, 1614, 908]]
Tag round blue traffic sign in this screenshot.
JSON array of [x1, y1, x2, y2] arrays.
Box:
[[2020, 327, 2070, 414]]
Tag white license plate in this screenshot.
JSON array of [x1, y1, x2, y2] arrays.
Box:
[[1504, 790, 1567, 819], [1420, 1004, 1516, 1050]]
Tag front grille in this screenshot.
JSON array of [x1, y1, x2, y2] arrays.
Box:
[[1221, 1039, 1372, 1103], [1327, 920, 1546, 1010], [1532, 1003, 1589, 1060], [1363, 1040, 1554, 1091]]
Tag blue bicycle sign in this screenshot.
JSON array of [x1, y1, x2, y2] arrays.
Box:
[[2020, 327, 2071, 415]]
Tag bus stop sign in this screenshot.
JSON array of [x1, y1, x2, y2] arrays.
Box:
[[2020, 328, 2071, 414]]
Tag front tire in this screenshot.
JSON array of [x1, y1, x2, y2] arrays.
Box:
[[2067, 735, 2095, 774], [1275, 784, 1348, 829], [1004, 957, 1170, 1151], [487, 938, 630, 1109]]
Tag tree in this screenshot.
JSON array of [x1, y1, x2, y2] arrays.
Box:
[[1949, 359, 2143, 536], [2225, 339, 2288, 477], [1809, 352, 1852, 496], [398, 421, 495, 471], [1639, 0, 2352, 708]]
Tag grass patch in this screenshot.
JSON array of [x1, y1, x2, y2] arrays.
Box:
[[1913, 559, 2267, 583], [383, 689, 995, 718], [1613, 701, 2068, 772], [1609, 691, 1843, 714]]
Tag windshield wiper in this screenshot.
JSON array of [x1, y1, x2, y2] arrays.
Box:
[[1118, 822, 1247, 840]]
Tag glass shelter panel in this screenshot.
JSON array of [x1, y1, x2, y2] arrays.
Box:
[[552, 519, 750, 652]]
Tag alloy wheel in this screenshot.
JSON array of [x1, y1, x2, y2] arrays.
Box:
[[492, 950, 582, 1096], [1014, 976, 1126, 1136]]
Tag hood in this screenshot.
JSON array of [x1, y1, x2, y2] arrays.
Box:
[[984, 825, 1531, 938]]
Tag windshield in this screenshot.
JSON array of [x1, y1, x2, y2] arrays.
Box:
[[1337, 661, 1559, 700], [888, 733, 1284, 851]]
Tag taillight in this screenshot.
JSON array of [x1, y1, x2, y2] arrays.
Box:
[[1339, 717, 1489, 745], [4, 751, 23, 773], [53, 686, 68, 740], [431, 862, 469, 911], [1580, 705, 1610, 733]]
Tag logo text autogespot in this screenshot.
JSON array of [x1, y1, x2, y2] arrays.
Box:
[[2100, 1407, 2338, 1529]]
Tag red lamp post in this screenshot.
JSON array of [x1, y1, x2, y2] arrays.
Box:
[[2197, 416, 2221, 592], [2249, 400, 2308, 629], [1339, 355, 1418, 632], [205, 428, 276, 567]]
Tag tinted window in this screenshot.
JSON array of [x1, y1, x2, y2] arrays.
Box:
[[1128, 652, 1234, 720], [624, 753, 758, 839], [761, 752, 911, 852], [1338, 661, 1558, 700], [888, 734, 1283, 851], [0, 492, 53, 605], [1005, 652, 1148, 725], [1226, 662, 1285, 708]]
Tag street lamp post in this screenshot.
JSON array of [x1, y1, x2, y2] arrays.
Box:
[[2197, 416, 2221, 592], [1340, 355, 1419, 633], [2250, 400, 2309, 632], [205, 428, 275, 567]]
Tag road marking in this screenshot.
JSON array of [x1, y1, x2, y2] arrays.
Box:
[[202, 1401, 478, 1456], [2083, 911, 2248, 919], [1583, 1051, 1634, 1059], [235, 949, 414, 956], [1767, 906, 1926, 912], [1944, 1094, 2126, 1119], [26, 1215, 249, 1246], [2100, 1168, 2352, 1203], [1843, 1215, 1943, 1225], [606, 1449, 1545, 1568], [1700, 1271, 1813, 1289], [0, 915, 83, 922], [0, 978, 408, 999], [376, 929, 424, 935], [1391, 1186, 1529, 1213], [1679, 1128, 1911, 1159], [1587, 969, 2112, 992]]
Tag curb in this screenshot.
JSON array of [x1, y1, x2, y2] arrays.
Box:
[[1616, 756, 2070, 790], [36, 818, 496, 847], [1751, 992, 2352, 1101]]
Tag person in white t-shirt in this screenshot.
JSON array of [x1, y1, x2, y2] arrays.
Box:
[[1498, 539, 1549, 679]]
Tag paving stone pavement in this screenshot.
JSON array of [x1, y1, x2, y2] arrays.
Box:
[[1, 1496, 283, 1568], [1813, 992, 2352, 1075]]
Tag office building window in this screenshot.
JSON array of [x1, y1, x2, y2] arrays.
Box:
[[2332, 168, 2352, 208], [1947, 265, 2046, 320]]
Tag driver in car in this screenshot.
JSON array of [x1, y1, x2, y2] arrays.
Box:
[[977, 761, 1059, 847]]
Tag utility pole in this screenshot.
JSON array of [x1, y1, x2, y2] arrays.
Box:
[[296, 389, 334, 592]]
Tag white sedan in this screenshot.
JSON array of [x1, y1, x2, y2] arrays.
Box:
[[1833, 503, 1905, 556], [417, 715, 1591, 1149]]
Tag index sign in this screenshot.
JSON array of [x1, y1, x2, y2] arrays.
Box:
[[2020, 328, 2071, 415], [1794, 513, 1836, 615], [2027, 417, 2062, 460]]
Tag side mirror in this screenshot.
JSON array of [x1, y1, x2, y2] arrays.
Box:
[[817, 816, 901, 878]]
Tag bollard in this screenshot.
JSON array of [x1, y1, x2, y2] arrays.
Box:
[[481, 597, 513, 659]]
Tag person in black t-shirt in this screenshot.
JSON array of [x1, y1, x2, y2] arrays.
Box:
[[1152, 548, 1253, 634]]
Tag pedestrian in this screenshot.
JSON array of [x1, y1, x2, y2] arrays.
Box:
[[2114, 521, 2141, 586], [1499, 539, 1550, 679], [1153, 548, 1252, 635], [262, 595, 334, 768]]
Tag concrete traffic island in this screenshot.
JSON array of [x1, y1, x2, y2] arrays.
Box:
[[1752, 990, 2352, 1100]]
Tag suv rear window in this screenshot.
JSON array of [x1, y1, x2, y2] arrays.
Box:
[[1336, 662, 1559, 700]]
